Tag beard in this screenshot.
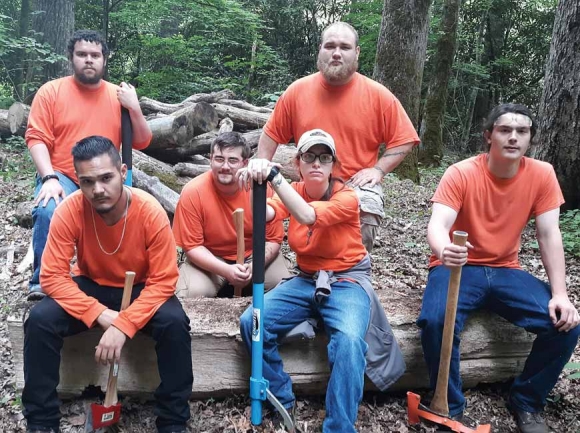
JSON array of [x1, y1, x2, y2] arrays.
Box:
[[74, 66, 104, 85], [317, 56, 358, 84]]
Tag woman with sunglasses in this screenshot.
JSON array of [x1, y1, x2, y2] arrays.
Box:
[[238, 129, 404, 432]]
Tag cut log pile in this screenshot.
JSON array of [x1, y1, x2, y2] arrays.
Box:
[[3, 90, 300, 214], [7, 298, 534, 399]]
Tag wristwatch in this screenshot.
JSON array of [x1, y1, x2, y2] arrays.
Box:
[[41, 174, 59, 184], [266, 166, 281, 182]]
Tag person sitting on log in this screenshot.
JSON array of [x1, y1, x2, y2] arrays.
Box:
[[25, 29, 152, 301], [247, 21, 420, 253], [417, 103, 580, 433], [238, 129, 405, 432], [172, 131, 289, 298], [22, 136, 192, 433]]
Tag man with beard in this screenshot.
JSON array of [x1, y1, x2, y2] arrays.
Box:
[[172, 132, 289, 298], [248, 22, 420, 252], [23, 136, 192, 433], [25, 29, 152, 300]]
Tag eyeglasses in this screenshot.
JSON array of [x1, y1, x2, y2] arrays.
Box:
[[299, 152, 334, 164], [212, 156, 244, 167]]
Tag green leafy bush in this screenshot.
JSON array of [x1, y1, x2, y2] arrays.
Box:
[[560, 209, 580, 258], [565, 362, 580, 380]]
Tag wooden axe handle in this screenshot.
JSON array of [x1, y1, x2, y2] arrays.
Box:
[[430, 231, 468, 416], [233, 209, 245, 297], [103, 271, 136, 407]]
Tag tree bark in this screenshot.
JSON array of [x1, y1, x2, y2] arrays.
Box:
[[373, 0, 432, 183], [0, 111, 10, 138], [133, 150, 190, 192], [211, 104, 270, 131], [535, 0, 580, 210], [419, 0, 461, 167], [13, 0, 31, 100], [146, 102, 219, 150], [31, 0, 74, 82], [8, 102, 30, 136], [132, 167, 179, 215]]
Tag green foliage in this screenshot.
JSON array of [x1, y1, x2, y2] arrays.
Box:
[[0, 136, 35, 181], [343, 0, 383, 77], [564, 362, 580, 380], [559, 209, 580, 258]]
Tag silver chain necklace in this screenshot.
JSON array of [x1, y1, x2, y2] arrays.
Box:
[[91, 188, 130, 255]]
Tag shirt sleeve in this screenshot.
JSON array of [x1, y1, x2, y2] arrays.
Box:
[[25, 84, 56, 151], [309, 186, 360, 228], [533, 165, 565, 217], [431, 165, 465, 212], [262, 88, 294, 145], [382, 94, 420, 149], [41, 202, 108, 328], [172, 187, 205, 252], [113, 209, 178, 338]]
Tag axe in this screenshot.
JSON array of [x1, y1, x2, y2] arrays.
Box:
[[121, 107, 133, 186], [233, 208, 245, 298]]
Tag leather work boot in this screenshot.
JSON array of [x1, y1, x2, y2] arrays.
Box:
[[510, 407, 548, 433]]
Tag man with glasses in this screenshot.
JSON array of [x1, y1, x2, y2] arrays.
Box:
[[172, 132, 289, 298]]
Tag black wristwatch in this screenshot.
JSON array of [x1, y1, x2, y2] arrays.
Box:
[[266, 166, 280, 182], [41, 174, 59, 184]]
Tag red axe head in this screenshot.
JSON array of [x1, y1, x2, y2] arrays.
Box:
[[90, 402, 121, 429]]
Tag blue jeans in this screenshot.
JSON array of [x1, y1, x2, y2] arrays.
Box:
[[240, 277, 371, 433], [417, 265, 580, 416], [30, 172, 79, 292]]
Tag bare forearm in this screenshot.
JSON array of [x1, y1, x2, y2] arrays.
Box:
[[186, 246, 229, 277], [128, 106, 152, 145], [257, 132, 278, 160], [427, 220, 451, 260], [538, 232, 568, 296], [29, 143, 55, 177], [375, 143, 414, 174], [270, 173, 316, 225], [264, 242, 281, 267]]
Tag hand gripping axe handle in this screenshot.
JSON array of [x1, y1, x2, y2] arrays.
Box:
[[250, 180, 296, 432], [85, 271, 135, 432]]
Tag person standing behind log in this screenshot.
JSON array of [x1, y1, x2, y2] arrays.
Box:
[[172, 132, 289, 298], [418, 104, 580, 433], [25, 30, 152, 301], [248, 22, 420, 252], [239, 129, 405, 432], [23, 136, 192, 433]]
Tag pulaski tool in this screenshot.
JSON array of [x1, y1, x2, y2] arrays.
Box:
[[407, 231, 491, 433]]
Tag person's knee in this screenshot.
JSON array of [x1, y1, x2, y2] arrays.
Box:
[[154, 299, 190, 335], [239, 308, 253, 342], [24, 298, 61, 334], [32, 200, 57, 224], [331, 331, 367, 358]]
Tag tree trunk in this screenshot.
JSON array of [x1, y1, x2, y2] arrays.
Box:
[[13, 0, 31, 100], [31, 0, 74, 82], [535, 0, 580, 210], [373, 0, 432, 183], [419, 0, 461, 167], [0, 111, 10, 138], [7, 102, 30, 136]]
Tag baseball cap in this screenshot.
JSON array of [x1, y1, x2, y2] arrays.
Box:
[[296, 129, 336, 156]]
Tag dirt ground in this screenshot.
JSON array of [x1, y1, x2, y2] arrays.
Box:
[[0, 142, 578, 432]]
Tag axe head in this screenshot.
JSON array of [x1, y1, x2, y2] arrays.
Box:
[[407, 392, 491, 433], [85, 402, 121, 432]]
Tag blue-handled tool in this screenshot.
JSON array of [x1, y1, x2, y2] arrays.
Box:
[[121, 107, 133, 186], [250, 180, 296, 431]]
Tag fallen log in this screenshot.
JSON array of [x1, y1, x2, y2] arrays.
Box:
[[146, 102, 219, 151], [8, 102, 30, 136], [0, 109, 10, 137], [173, 162, 210, 178], [216, 99, 273, 114], [211, 103, 270, 131], [7, 297, 535, 399], [132, 167, 179, 214], [139, 90, 236, 116], [133, 150, 190, 192]]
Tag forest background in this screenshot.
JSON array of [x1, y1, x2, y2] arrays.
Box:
[[0, 0, 578, 253]]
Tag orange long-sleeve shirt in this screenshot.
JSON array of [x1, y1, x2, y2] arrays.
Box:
[[40, 188, 178, 338], [268, 182, 366, 273], [26, 76, 151, 183]]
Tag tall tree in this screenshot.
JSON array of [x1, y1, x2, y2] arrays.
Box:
[[535, 0, 580, 210], [419, 0, 461, 166], [373, 0, 432, 182], [31, 0, 74, 82]]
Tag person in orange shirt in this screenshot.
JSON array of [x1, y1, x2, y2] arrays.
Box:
[[25, 29, 152, 300], [418, 104, 580, 433], [238, 129, 405, 432], [22, 136, 192, 433], [247, 22, 420, 252], [172, 132, 289, 298]]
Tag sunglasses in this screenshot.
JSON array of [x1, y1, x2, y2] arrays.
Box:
[[300, 152, 334, 164]]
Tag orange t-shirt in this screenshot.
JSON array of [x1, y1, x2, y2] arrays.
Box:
[[26, 76, 151, 183], [40, 188, 178, 338], [172, 171, 284, 261], [264, 72, 420, 180], [430, 154, 565, 269], [268, 182, 366, 273]]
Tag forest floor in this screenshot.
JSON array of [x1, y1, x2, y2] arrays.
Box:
[[0, 139, 578, 433]]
